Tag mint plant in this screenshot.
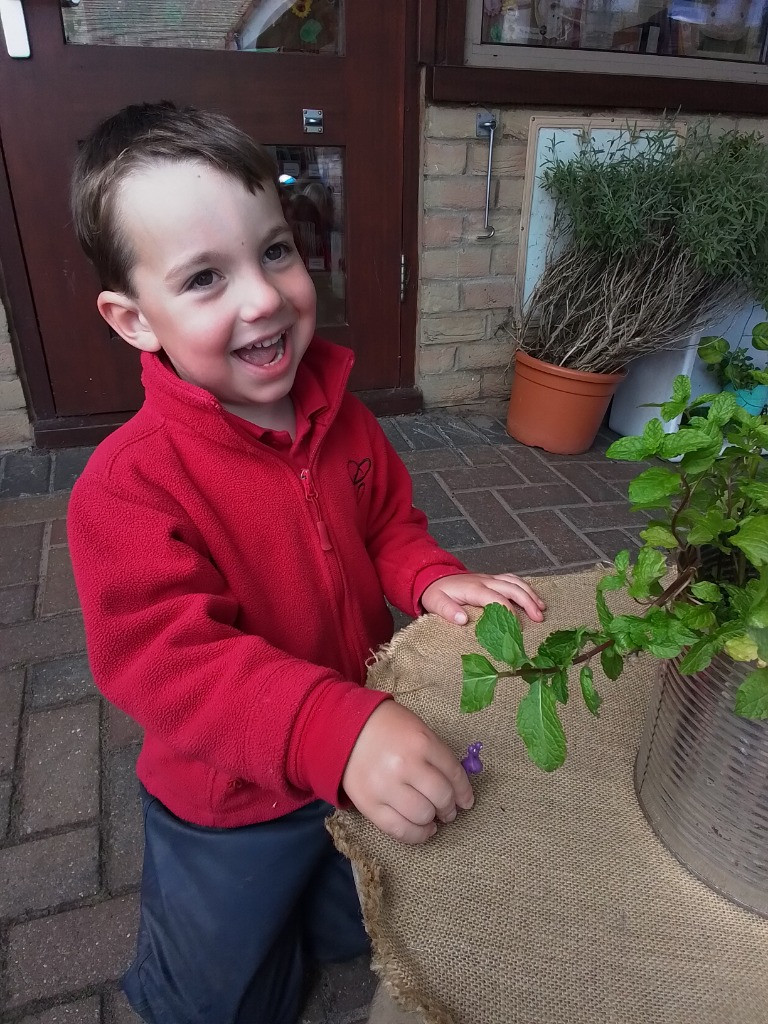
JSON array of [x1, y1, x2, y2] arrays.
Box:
[[461, 374, 768, 772], [698, 321, 768, 393]]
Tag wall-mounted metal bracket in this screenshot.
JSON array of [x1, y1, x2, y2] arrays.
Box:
[[303, 109, 324, 134], [475, 110, 497, 240]]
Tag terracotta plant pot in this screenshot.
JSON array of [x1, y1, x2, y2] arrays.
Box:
[[506, 350, 625, 455]]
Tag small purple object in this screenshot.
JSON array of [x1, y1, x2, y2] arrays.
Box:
[[462, 741, 484, 775]]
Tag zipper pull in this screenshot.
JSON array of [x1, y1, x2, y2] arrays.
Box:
[[300, 469, 332, 552]]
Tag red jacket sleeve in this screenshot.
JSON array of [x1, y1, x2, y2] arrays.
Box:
[[359, 409, 469, 615], [67, 474, 388, 806]]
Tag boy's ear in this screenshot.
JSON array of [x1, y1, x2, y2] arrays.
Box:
[[97, 291, 161, 353]]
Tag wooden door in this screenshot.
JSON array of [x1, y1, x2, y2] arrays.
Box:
[[0, 1, 416, 444]]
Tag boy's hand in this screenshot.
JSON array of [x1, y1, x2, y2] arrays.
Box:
[[342, 701, 474, 845], [421, 572, 546, 626]]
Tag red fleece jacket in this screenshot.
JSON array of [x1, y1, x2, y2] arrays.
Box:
[[68, 338, 467, 827]]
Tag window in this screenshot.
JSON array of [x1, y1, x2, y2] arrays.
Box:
[[466, 0, 768, 82]]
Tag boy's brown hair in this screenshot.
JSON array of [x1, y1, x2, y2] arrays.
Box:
[[71, 101, 278, 295]]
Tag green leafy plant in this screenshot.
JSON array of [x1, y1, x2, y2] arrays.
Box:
[[461, 374, 768, 771], [504, 123, 768, 374], [698, 321, 768, 393]]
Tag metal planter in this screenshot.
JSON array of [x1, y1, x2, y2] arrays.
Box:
[[635, 652, 768, 918]]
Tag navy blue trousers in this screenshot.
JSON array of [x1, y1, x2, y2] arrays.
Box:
[[123, 788, 369, 1024]]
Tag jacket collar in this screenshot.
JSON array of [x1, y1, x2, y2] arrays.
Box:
[[139, 336, 355, 452]]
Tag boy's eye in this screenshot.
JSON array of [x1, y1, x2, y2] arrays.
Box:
[[189, 270, 217, 290], [264, 242, 291, 263]]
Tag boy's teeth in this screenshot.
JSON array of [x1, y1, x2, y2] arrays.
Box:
[[236, 334, 285, 367]]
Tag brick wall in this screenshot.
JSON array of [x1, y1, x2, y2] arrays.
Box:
[[417, 104, 766, 414], [0, 295, 32, 449]]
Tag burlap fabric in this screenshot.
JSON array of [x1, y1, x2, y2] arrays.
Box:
[[328, 568, 768, 1024]]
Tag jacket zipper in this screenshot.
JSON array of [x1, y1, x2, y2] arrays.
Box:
[[300, 468, 332, 552]]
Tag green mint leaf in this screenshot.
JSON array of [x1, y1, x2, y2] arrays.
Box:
[[627, 547, 667, 600], [579, 666, 602, 716], [678, 636, 717, 674], [605, 435, 649, 461], [659, 428, 715, 460], [753, 425, 768, 450], [741, 482, 768, 508], [752, 322, 768, 351], [640, 523, 678, 548], [538, 628, 588, 665], [690, 580, 721, 602], [613, 549, 631, 577], [734, 668, 768, 719], [600, 645, 623, 680], [672, 602, 716, 631], [707, 391, 739, 427], [551, 670, 569, 705], [687, 511, 737, 546], [697, 336, 729, 364], [460, 654, 499, 712], [731, 516, 768, 568], [751, 369, 768, 385], [476, 603, 526, 668], [628, 467, 681, 506], [596, 588, 613, 630], [516, 680, 567, 773], [687, 393, 720, 409], [641, 418, 665, 456], [723, 634, 758, 662], [659, 375, 692, 421]]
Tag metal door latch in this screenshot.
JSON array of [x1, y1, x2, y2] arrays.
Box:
[[303, 109, 323, 134], [476, 110, 497, 240]]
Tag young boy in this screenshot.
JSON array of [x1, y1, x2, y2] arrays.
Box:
[[67, 101, 545, 1024]]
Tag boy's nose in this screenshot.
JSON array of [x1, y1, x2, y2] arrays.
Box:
[[238, 273, 284, 322]]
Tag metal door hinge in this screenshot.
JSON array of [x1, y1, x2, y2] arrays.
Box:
[[302, 109, 323, 134], [400, 254, 408, 302]]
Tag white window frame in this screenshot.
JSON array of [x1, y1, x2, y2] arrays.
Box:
[[465, 0, 768, 83]]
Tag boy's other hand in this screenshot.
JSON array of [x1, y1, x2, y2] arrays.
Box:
[[342, 701, 474, 845], [421, 572, 546, 626]]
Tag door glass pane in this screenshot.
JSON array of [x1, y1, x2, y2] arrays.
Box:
[[61, 0, 344, 54], [481, 0, 768, 63], [273, 145, 346, 326]]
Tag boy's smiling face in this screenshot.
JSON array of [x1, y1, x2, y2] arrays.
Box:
[[98, 160, 316, 425]]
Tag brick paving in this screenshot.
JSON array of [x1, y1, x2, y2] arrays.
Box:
[[0, 412, 647, 1023]]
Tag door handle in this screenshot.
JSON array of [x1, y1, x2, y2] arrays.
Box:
[[476, 112, 497, 240], [0, 0, 30, 58]]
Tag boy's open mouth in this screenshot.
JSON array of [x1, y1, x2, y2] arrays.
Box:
[[233, 332, 286, 368]]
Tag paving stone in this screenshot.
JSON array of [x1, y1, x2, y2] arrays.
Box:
[[455, 491, 526, 544], [41, 546, 80, 616], [52, 448, 94, 492], [0, 523, 44, 584], [399, 449, 463, 474], [0, 773, 12, 838], [0, 451, 51, 498], [0, 493, 70, 527], [517, 510, 601, 567], [105, 743, 143, 892], [105, 703, 143, 749], [392, 416, 446, 451], [323, 956, 377, 1016], [0, 583, 36, 624], [463, 415, 520, 445], [436, 463, 526, 492], [590, 458, 650, 482], [500, 447, 563, 484], [0, 666, 24, 773], [106, 990, 143, 1023], [378, 418, 410, 453], [426, 413, 488, 448], [0, 826, 99, 918], [50, 519, 69, 545], [411, 475, 462, 521], [560, 502, 647, 531], [20, 702, 100, 834], [0, 611, 86, 670], [586, 528, 642, 560], [554, 463, 625, 503], [453, 539, 554, 575], [427, 518, 483, 551], [456, 445, 507, 467], [18, 995, 102, 1023], [495, 482, 585, 512], [6, 894, 139, 1007], [29, 654, 95, 709]]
